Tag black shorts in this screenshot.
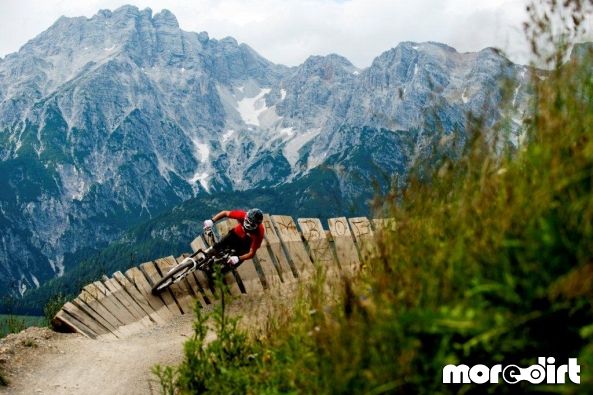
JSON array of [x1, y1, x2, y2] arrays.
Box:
[[213, 229, 252, 256]]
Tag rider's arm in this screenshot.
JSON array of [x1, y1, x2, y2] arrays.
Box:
[[238, 248, 256, 263], [211, 210, 230, 222], [237, 228, 263, 262]]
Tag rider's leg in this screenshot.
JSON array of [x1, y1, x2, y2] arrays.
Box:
[[207, 230, 252, 259], [233, 235, 252, 256], [205, 230, 239, 256]]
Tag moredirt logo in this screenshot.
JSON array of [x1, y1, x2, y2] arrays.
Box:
[[442, 357, 581, 385]]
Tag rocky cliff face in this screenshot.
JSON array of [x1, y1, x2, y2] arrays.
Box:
[[0, 5, 529, 296]]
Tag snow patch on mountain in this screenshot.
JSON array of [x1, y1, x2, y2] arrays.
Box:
[[48, 256, 64, 277], [280, 127, 294, 137], [284, 128, 321, 167], [156, 154, 175, 180], [462, 89, 469, 104], [221, 129, 235, 143], [18, 280, 27, 296], [187, 136, 211, 191], [189, 171, 210, 192], [195, 142, 210, 163], [237, 88, 271, 126]]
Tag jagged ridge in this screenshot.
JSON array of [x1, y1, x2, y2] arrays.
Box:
[[0, 5, 530, 297]]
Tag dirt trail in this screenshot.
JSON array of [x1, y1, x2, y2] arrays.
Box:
[[0, 313, 200, 395], [0, 289, 289, 395]]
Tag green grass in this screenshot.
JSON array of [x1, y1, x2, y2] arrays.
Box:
[[0, 314, 44, 337]]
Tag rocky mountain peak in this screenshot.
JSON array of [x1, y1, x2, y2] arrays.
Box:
[[296, 53, 358, 82], [0, 6, 532, 298], [153, 9, 180, 29], [304, 53, 355, 67]]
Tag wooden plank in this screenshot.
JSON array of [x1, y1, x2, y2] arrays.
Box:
[[79, 289, 127, 331], [187, 272, 212, 305], [348, 217, 375, 241], [235, 259, 262, 294], [124, 266, 176, 321], [91, 281, 147, 333], [216, 218, 237, 234], [140, 261, 184, 315], [271, 215, 313, 278], [61, 302, 108, 339], [63, 300, 119, 340], [103, 278, 154, 328], [54, 310, 94, 339], [105, 277, 157, 328], [193, 270, 216, 302], [348, 217, 376, 260], [72, 296, 124, 338], [84, 282, 145, 335], [173, 256, 207, 308], [254, 246, 283, 289], [189, 237, 218, 301], [100, 278, 152, 329], [298, 218, 337, 266], [190, 236, 203, 253], [191, 236, 203, 253], [77, 288, 126, 334], [298, 217, 341, 282], [153, 257, 197, 314], [113, 271, 167, 325], [328, 217, 361, 274], [263, 214, 295, 280]]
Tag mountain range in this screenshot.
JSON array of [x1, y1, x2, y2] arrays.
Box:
[[0, 5, 530, 299]]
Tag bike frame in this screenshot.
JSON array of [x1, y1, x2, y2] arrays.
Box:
[[151, 227, 237, 294], [178, 228, 234, 273]]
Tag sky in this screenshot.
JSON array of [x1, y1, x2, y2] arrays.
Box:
[[0, 0, 533, 67]]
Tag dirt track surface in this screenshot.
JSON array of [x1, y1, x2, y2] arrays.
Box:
[[0, 314, 197, 395], [0, 289, 289, 395]]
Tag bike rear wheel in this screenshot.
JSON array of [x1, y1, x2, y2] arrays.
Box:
[[151, 261, 194, 295]]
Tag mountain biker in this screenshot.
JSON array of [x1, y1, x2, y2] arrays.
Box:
[[202, 208, 265, 268]]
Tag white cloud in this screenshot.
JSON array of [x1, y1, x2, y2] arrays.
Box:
[[0, 0, 535, 66]]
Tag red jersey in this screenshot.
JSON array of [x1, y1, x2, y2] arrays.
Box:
[[228, 210, 265, 251]]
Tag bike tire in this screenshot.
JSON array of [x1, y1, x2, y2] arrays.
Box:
[[151, 261, 194, 295]]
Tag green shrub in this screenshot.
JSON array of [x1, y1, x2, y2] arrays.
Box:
[[43, 292, 67, 327], [22, 339, 37, 348], [0, 315, 26, 336], [154, 270, 260, 394]]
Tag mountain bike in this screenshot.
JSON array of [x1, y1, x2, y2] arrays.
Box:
[[151, 228, 235, 295]]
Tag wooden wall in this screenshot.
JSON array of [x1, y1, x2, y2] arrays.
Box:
[[53, 215, 394, 339]]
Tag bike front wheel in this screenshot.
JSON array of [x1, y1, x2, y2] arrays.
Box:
[[151, 261, 194, 295]]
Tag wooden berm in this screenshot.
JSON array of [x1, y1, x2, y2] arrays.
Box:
[[53, 215, 394, 338]]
